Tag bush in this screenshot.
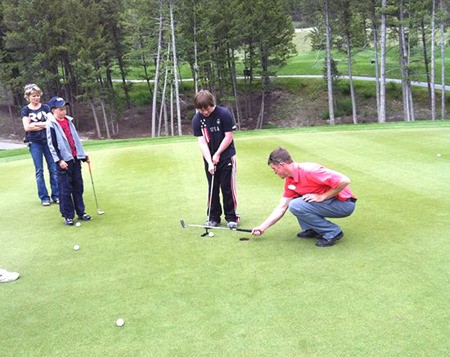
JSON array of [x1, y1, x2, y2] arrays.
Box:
[[321, 98, 353, 119]]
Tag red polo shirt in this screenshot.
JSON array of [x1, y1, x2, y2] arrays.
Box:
[[283, 163, 355, 201]]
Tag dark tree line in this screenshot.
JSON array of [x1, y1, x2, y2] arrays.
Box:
[[0, 0, 448, 138]]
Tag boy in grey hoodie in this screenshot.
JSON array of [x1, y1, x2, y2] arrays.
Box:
[[46, 97, 91, 226]]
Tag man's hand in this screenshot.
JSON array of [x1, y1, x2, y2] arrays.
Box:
[[301, 193, 325, 203], [252, 228, 263, 236]]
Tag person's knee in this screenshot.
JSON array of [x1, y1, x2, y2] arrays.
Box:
[[288, 199, 307, 216]]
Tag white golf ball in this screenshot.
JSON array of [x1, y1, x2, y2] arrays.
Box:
[[208, 231, 215, 237], [73, 245, 80, 251], [437, 153, 442, 158], [116, 318, 125, 327], [75, 222, 81, 227]]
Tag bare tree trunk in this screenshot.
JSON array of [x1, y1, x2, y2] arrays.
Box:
[[440, 0, 446, 119], [256, 91, 265, 129], [152, 1, 164, 137], [345, 31, 357, 124], [170, 84, 174, 136], [158, 51, 170, 137], [430, 0, 436, 120], [399, 1, 411, 122], [100, 100, 111, 139], [228, 48, 242, 129], [117, 56, 131, 110], [379, 0, 387, 123], [192, 0, 199, 94], [158, 42, 170, 136], [371, 1, 381, 121], [420, 21, 432, 103], [90, 100, 102, 139], [169, 0, 182, 136], [138, 36, 154, 100], [3, 85, 17, 135], [324, 0, 335, 125]]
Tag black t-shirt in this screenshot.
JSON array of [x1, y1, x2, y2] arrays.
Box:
[[21, 104, 51, 144], [192, 106, 237, 161]]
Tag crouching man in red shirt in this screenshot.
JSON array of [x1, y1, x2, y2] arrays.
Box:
[[252, 147, 357, 247]]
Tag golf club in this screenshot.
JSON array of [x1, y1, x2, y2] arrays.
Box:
[[87, 160, 105, 215], [203, 171, 215, 236], [206, 172, 214, 221], [180, 220, 252, 233]]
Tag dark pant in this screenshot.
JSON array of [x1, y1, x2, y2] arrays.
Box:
[[205, 156, 238, 223], [57, 159, 85, 219]]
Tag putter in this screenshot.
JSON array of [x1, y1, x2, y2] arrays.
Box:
[[87, 160, 105, 215], [203, 171, 215, 236], [206, 172, 215, 221], [180, 220, 252, 233]]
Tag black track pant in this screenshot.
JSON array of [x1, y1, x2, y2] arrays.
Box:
[[204, 156, 238, 223]]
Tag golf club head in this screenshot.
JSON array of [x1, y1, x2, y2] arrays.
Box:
[[180, 220, 187, 229], [97, 210, 105, 215]]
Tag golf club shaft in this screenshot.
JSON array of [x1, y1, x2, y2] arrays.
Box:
[[180, 220, 252, 233], [207, 172, 215, 222], [87, 161, 100, 211]]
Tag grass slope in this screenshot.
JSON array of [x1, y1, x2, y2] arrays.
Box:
[[1, 122, 449, 356]]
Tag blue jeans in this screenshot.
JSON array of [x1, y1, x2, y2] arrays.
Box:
[[289, 197, 356, 240], [57, 159, 85, 219], [29, 142, 59, 202]]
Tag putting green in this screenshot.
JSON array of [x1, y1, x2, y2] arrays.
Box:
[[1, 122, 449, 356]]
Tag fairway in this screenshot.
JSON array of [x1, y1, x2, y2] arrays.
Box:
[[1, 122, 449, 356]]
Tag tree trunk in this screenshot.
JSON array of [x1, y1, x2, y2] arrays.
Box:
[[151, 2, 164, 138], [420, 20, 432, 104], [345, 31, 357, 124], [170, 84, 174, 136], [371, 1, 381, 121], [158, 51, 170, 137], [430, 0, 436, 120], [379, 0, 387, 123], [117, 55, 131, 110], [229, 48, 242, 130], [169, 0, 182, 136], [90, 100, 102, 139], [440, 0, 446, 119], [192, 0, 199, 94], [256, 91, 265, 130], [100, 100, 111, 139], [138, 36, 154, 100], [3, 85, 17, 135], [398, 1, 411, 122], [324, 0, 335, 125]]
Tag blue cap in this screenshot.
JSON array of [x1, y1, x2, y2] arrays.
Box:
[[48, 96, 69, 109]]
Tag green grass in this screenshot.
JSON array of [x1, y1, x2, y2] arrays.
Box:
[[1, 122, 449, 356]]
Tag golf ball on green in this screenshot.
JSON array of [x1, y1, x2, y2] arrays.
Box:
[[437, 153, 442, 158], [116, 318, 125, 327], [75, 222, 81, 227], [208, 232, 215, 237], [73, 245, 80, 251]]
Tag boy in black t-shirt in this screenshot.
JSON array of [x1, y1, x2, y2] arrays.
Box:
[[192, 90, 239, 228]]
